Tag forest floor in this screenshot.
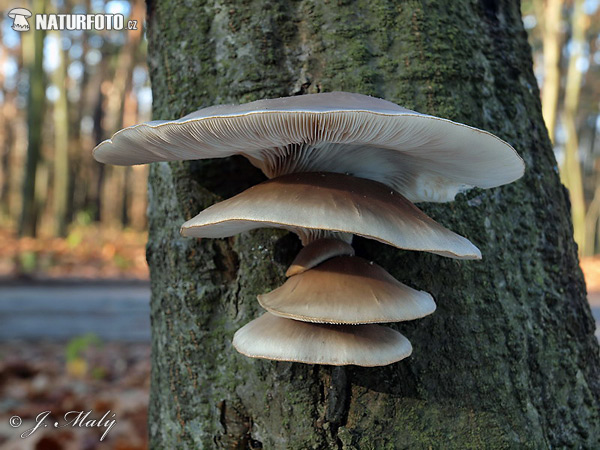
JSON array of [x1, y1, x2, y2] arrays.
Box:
[[0, 227, 150, 449], [0, 227, 149, 281], [0, 341, 150, 450]]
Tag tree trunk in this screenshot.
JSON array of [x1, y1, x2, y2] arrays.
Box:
[[145, 0, 600, 448], [19, 0, 45, 237], [539, 0, 563, 145], [51, 33, 70, 237], [562, 0, 588, 255]]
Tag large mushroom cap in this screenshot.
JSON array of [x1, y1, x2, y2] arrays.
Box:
[[93, 92, 525, 203], [232, 312, 413, 366], [181, 172, 482, 259], [259, 256, 436, 324]]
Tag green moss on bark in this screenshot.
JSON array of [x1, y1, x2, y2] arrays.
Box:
[[146, 0, 600, 448]]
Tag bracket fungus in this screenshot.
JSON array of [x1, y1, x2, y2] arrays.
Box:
[[94, 92, 525, 367]]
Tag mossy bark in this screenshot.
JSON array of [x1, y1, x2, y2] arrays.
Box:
[[145, 0, 600, 448]]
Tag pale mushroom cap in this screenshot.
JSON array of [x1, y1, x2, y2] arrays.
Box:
[[8, 8, 32, 18], [181, 172, 482, 259], [93, 92, 525, 203], [260, 256, 436, 324], [286, 238, 355, 277], [232, 312, 412, 366]]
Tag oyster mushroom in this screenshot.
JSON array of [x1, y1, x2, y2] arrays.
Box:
[[93, 92, 525, 366], [180, 172, 481, 259], [232, 312, 412, 367], [93, 91, 524, 203], [258, 256, 436, 324], [285, 238, 355, 277]]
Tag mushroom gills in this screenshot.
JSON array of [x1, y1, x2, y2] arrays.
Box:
[[232, 312, 412, 367], [261, 255, 436, 324], [181, 172, 481, 259], [93, 91, 525, 204]]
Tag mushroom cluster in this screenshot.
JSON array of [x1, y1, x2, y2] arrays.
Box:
[[94, 92, 524, 366]]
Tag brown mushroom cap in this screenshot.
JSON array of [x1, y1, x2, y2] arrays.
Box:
[[93, 92, 525, 203], [232, 312, 412, 366], [181, 172, 481, 259], [286, 238, 355, 277], [259, 256, 436, 324]]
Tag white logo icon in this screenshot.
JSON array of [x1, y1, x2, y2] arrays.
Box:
[[8, 8, 31, 31]]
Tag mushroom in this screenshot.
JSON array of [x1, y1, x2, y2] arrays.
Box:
[[93, 92, 525, 366], [285, 238, 354, 277], [232, 312, 412, 367], [93, 91, 524, 203], [8, 8, 32, 31], [258, 256, 436, 324], [180, 171, 481, 259]]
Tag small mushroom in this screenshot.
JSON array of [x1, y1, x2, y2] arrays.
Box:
[[259, 256, 436, 324], [181, 172, 481, 259], [232, 312, 412, 366], [8, 8, 32, 31], [285, 238, 355, 277]]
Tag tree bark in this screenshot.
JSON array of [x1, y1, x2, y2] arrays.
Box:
[[145, 0, 600, 448]]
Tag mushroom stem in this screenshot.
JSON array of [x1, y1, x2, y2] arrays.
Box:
[[296, 230, 353, 247], [12, 15, 29, 30]]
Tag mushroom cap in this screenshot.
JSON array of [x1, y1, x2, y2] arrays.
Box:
[[93, 91, 525, 203], [8, 8, 32, 17], [286, 238, 355, 277], [260, 256, 436, 324], [181, 172, 482, 259], [232, 312, 412, 366]]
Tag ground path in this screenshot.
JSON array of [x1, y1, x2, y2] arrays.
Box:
[[0, 280, 150, 342]]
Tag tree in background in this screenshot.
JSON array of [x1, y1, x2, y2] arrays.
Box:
[[528, 0, 600, 255], [18, 0, 45, 237], [145, 0, 599, 447], [536, 0, 563, 144], [51, 28, 70, 237], [0, 0, 149, 238], [561, 0, 587, 254]]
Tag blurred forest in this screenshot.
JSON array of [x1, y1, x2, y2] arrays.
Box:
[[0, 0, 149, 279], [0, 0, 598, 278], [522, 0, 600, 257]]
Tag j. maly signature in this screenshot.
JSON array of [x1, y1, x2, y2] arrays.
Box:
[[21, 410, 116, 441]]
